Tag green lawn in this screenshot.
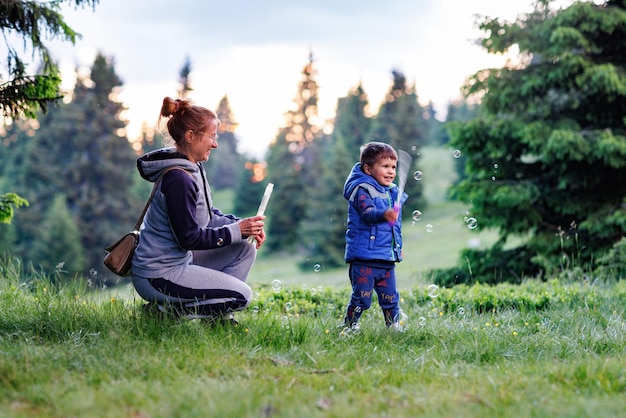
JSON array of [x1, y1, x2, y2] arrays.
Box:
[[1, 265, 625, 418]]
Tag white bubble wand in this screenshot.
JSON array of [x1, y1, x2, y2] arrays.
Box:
[[247, 183, 274, 243], [393, 150, 412, 220]]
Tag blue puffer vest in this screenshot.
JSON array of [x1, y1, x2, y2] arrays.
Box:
[[343, 163, 407, 263]]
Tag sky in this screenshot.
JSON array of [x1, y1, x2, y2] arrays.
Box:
[[48, 0, 575, 158]]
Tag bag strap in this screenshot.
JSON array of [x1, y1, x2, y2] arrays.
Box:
[[133, 167, 188, 231]]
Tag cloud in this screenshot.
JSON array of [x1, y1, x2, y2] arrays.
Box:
[[50, 0, 576, 157]]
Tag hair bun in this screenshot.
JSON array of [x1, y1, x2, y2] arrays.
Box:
[[161, 97, 180, 117]]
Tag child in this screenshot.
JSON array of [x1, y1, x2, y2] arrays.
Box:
[[342, 141, 408, 331]]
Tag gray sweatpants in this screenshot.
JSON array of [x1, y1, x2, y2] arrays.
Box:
[[132, 241, 255, 315]]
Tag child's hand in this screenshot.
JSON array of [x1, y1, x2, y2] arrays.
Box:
[[384, 209, 398, 224]]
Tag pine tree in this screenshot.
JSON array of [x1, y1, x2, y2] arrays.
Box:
[[265, 53, 322, 252], [206, 95, 243, 190], [264, 131, 309, 252], [299, 136, 353, 270], [334, 82, 372, 155], [177, 56, 193, 99], [10, 53, 139, 282], [134, 122, 162, 156], [0, 1, 100, 225], [438, 0, 626, 284], [423, 100, 444, 146], [299, 84, 373, 269], [369, 69, 426, 213], [0, 0, 99, 119], [233, 159, 268, 218], [31, 194, 86, 275], [443, 99, 481, 183]]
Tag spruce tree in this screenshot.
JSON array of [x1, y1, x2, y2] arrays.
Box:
[[369, 69, 427, 214], [265, 130, 309, 252], [0, 1, 100, 225], [299, 84, 372, 269], [334, 82, 372, 155], [299, 136, 353, 270], [31, 194, 86, 275], [10, 53, 139, 281], [438, 0, 626, 284], [265, 53, 322, 252], [423, 100, 444, 146], [443, 99, 481, 184], [206, 95, 243, 190], [177, 55, 193, 99], [0, 0, 99, 119], [233, 159, 268, 218]]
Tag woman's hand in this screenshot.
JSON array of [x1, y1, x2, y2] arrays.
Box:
[[238, 215, 266, 242], [252, 228, 266, 249]]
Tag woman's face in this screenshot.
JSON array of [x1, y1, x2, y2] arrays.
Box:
[[187, 119, 219, 163]]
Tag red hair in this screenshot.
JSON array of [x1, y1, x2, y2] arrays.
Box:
[[159, 97, 219, 145]]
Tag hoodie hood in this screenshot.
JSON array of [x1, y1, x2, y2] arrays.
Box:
[[343, 163, 394, 200], [137, 147, 199, 182]]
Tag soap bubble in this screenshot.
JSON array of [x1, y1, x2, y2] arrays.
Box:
[[457, 307, 465, 315], [452, 149, 462, 158], [418, 317, 426, 326], [285, 302, 293, 312], [427, 284, 440, 298], [271, 279, 282, 292], [493, 163, 499, 169], [313, 263, 322, 272], [413, 170, 423, 181], [426, 224, 433, 232], [411, 210, 422, 222], [466, 217, 478, 230]]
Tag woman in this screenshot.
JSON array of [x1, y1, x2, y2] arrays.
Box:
[[131, 97, 266, 322]]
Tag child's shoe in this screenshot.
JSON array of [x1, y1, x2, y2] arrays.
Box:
[[389, 321, 404, 332]]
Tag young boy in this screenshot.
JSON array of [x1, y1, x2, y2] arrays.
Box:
[[342, 141, 408, 331]]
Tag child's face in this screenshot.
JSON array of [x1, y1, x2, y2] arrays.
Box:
[[364, 157, 397, 187]]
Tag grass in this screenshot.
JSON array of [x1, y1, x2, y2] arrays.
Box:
[[1, 263, 625, 417], [3, 146, 624, 417]]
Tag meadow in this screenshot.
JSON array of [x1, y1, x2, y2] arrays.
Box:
[[1, 146, 625, 417], [1, 264, 625, 417]]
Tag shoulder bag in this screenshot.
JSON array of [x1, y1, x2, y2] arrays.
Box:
[[103, 167, 185, 276]]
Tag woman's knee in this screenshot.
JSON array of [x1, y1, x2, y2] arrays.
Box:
[[241, 282, 253, 308], [132, 276, 169, 303], [240, 241, 257, 262]]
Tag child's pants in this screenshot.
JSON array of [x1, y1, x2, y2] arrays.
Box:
[[344, 263, 400, 327]]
